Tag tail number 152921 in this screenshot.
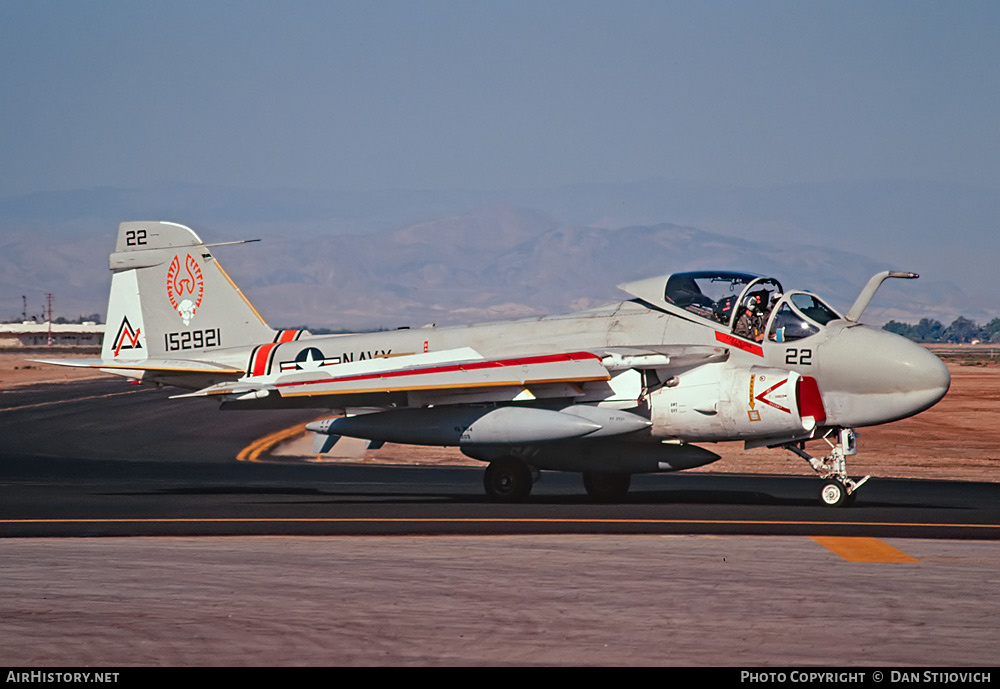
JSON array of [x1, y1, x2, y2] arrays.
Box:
[[165, 328, 221, 351]]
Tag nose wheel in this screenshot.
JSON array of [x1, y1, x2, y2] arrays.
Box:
[[819, 478, 854, 507], [786, 429, 868, 507]]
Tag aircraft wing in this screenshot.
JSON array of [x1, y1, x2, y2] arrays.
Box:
[[178, 344, 726, 410], [179, 349, 610, 408]]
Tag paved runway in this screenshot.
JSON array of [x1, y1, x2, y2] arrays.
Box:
[[4, 534, 999, 666], [2, 380, 999, 538], [2, 379, 999, 665]]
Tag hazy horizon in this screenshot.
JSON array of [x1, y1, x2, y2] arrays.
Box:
[[1, 2, 997, 326]]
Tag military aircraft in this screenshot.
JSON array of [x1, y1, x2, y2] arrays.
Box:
[[42, 221, 951, 506]]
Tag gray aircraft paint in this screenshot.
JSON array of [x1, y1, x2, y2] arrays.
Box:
[[39, 222, 951, 504]]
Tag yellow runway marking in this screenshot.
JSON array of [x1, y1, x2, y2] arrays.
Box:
[[812, 536, 919, 563], [236, 423, 311, 462]]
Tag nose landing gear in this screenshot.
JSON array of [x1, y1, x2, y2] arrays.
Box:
[[785, 429, 870, 507]]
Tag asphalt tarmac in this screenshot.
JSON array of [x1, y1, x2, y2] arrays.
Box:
[[2, 380, 999, 538], [2, 379, 999, 665]]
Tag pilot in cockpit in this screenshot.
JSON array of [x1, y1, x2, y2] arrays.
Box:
[[761, 290, 779, 326], [734, 294, 765, 341]]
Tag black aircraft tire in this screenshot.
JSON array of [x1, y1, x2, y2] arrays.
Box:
[[819, 479, 848, 508], [484, 458, 533, 503], [582, 472, 632, 503]]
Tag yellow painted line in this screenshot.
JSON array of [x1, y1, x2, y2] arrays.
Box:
[[236, 423, 310, 462], [812, 536, 920, 563]]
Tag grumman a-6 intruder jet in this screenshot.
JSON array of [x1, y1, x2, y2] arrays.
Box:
[[43, 222, 951, 506]]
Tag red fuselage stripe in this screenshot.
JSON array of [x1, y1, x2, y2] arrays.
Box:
[[275, 351, 603, 389], [250, 343, 278, 377], [249, 331, 300, 376], [715, 331, 764, 357]]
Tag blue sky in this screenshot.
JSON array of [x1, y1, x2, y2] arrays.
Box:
[[2, 0, 998, 195]]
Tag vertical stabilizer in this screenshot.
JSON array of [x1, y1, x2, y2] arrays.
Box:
[[103, 221, 274, 362]]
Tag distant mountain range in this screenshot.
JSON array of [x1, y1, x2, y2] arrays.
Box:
[[0, 181, 994, 330]]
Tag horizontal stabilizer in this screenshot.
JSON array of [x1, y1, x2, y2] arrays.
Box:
[[32, 358, 244, 375]]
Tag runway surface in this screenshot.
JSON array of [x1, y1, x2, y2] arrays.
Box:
[[4, 534, 999, 666], [2, 379, 999, 538], [2, 379, 999, 665]]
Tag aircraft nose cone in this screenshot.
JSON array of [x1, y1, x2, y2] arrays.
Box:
[[820, 325, 950, 426], [913, 341, 951, 401]]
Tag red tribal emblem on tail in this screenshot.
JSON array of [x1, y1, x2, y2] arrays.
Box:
[[166, 254, 204, 325]]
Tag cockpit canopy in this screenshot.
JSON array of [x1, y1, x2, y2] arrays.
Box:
[[661, 270, 841, 343], [664, 271, 782, 327], [769, 293, 841, 342]]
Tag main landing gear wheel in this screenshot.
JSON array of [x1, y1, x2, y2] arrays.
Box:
[[484, 457, 533, 503], [582, 472, 632, 502]]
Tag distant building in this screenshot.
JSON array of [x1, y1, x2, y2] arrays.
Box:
[[0, 322, 103, 348]]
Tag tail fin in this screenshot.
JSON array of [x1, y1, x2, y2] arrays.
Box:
[[104, 221, 275, 362]]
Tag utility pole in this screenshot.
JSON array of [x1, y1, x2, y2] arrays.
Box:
[[46, 293, 53, 346]]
